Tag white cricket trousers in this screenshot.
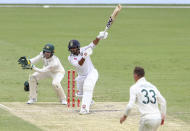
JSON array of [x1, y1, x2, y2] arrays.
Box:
[[29, 71, 66, 101], [76, 68, 98, 113], [139, 116, 161, 131]]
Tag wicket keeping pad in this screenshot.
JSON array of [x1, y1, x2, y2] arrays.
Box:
[[24, 81, 29, 91]]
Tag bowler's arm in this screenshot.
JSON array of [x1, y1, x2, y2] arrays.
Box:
[[120, 87, 136, 124], [157, 92, 167, 125]]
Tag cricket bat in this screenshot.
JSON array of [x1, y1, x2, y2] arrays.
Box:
[[104, 4, 122, 32]]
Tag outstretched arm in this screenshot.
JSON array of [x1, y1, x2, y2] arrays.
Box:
[[32, 60, 58, 73], [157, 92, 167, 125], [30, 52, 43, 64], [120, 87, 136, 124], [78, 31, 108, 66], [93, 31, 108, 46], [92, 38, 100, 46]]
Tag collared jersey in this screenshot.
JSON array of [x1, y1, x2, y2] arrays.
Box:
[[68, 42, 95, 76]]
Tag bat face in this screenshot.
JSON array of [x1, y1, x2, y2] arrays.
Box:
[[105, 4, 122, 31], [111, 4, 122, 20]]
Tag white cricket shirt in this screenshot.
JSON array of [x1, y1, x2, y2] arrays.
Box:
[[68, 43, 95, 76], [30, 52, 65, 74], [125, 77, 166, 118]]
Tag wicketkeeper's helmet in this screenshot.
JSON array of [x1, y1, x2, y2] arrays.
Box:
[[43, 43, 55, 53], [68, 40, 80, 51]]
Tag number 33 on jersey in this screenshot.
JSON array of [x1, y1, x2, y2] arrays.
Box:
[[129, 78, 166, 115], [141, 88, 156, 104]]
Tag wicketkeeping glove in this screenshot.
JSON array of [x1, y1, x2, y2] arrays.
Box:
[[22, 64, 34, 70], [97, 31, 108, 40], [18, 56, 33, 69]]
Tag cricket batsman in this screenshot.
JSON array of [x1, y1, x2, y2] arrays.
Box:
[[120, 67, 167, 131], [18, 43, 67, 105], [68, 31, 108, 114]]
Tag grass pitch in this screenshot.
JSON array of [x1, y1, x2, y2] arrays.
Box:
[[0, 5, 190, 130], [1, 102, 189, 131], [0, 105, 41, 131]]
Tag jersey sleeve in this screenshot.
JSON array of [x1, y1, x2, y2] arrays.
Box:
[[156, 89, 167, 116], [32, 58, 58, 73], [88, 42, 96, 49], [124, 86, 137, 116], [30, 52, 42, 64], [68, 56, 80, 68], [81, 42, 96, 52]]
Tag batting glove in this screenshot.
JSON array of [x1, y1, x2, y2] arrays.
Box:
[[82, 48, 93, 59], [97, 31, 108, 40]]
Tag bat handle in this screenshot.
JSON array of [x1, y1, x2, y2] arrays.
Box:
[[104, 26, 108, 33]]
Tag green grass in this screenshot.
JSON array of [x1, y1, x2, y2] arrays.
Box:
[[0, 108, 42, 131], [0, 7, 190, 124]]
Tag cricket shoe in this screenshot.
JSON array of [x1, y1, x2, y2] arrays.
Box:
[[90, 100, 95, 106], [61, 100, 67, 105], [79, 109, 89, 115], [75, 93, 83, 98], [27, 98, 37, 104]]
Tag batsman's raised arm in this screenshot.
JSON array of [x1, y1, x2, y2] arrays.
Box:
[[68, 31, 108, 66], [93, 31, 108, 46]]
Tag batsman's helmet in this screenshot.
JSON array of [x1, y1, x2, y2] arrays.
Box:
[[68, 40, 80, 51], [43, 43, 55, 53]]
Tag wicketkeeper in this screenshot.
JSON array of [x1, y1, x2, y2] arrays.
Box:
[[18, 44, 67, 105], [68, 31, 108, 114]]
